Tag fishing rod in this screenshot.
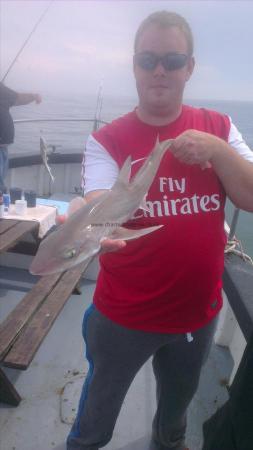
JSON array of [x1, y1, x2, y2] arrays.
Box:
[[93, 80, 104, 132], [1, 0, 54, 83]]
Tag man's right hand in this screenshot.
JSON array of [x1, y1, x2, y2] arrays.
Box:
[[100, 238, 126, 254]]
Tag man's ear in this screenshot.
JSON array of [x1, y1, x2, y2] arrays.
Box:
[[186, 56, 195, 81], [133, 55, 139, 81], [133, 55, 137, 74]]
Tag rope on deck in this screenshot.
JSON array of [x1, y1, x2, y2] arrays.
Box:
[[225, 237, 253, 265]]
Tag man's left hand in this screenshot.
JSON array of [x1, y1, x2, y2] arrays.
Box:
[[170, 130, 222, 168]]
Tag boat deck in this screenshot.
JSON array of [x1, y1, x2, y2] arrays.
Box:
[[0, 267, 233, 450]]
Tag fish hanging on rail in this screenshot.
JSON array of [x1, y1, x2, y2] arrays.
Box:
[[40, 134, 55, 182]]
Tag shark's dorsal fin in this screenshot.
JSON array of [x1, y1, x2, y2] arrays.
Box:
[[115, 155, 132, 186]]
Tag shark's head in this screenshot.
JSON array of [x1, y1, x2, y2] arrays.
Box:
[[30, 193, 112, 276], [29, 224, 99, 276]]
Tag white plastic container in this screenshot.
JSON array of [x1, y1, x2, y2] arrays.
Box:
[[15, 199, 27, 216], [0, 204, 4, 218]]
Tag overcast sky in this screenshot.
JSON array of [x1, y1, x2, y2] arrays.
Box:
[[1, 0, 253, 101]]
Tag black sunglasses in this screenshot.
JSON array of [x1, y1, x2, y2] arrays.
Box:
[[134, 52, 189, 71]]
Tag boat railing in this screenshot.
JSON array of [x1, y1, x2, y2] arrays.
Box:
[[13, 117, 108, 126], [10, 117, 108, 167], [14, 117, 108, 134]]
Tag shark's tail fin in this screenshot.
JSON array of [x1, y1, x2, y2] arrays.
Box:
[[159, 138, 173, 152]]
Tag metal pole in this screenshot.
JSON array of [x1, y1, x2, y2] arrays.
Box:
[[228, 208, 240, 240]]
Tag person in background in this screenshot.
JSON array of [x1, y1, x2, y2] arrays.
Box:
[[66, 11, 253, 450], [0, 82, 41, 190]]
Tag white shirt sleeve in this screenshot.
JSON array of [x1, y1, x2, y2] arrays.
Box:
[[82, 135, 119, 195], [228, 117, 253, 162]]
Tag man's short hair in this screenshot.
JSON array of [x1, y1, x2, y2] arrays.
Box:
[[134, 11, 194, 56]]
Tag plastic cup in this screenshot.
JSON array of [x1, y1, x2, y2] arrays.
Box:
[[10, 187, 22, 204], [24, 190, 37, 208]]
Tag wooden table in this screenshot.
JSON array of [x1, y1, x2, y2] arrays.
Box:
[[0, 218, 39, 253]]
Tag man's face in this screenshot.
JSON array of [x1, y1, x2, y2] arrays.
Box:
[[134, 24, 195, 113]]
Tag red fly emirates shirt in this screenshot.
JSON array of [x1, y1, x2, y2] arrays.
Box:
[[92, 105, 230, 333]]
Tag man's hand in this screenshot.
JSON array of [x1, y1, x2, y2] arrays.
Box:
[[170, 130, 223, 168], [100, 238, 126, 254], [33, 94, 42, 104], [15, 92, 42, 106], [171, 130, 253, 212]]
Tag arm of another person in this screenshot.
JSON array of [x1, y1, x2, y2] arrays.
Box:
[[0, 82, 18, 107], [170, 122, 253, 212], [14, 92, 42, 106]]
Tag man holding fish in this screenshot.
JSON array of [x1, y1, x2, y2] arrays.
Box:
[[51, 11, 253, 450]]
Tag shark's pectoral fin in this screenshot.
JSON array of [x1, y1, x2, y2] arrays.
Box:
[[110, 225, 163, 241]]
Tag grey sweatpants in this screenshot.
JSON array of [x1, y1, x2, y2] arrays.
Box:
[[67, 304, 217, 450]]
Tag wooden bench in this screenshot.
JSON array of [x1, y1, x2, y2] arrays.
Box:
[[0, 219, 39, 253], [0, 259, 91, 406]]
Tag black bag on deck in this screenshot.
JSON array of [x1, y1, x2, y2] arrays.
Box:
[[202, 336, 253, 450]]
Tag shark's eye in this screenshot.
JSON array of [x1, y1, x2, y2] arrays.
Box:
[[63, 248, 76, 259]]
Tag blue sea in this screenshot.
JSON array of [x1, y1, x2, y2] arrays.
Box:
[[10, 94, 253, 256]]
